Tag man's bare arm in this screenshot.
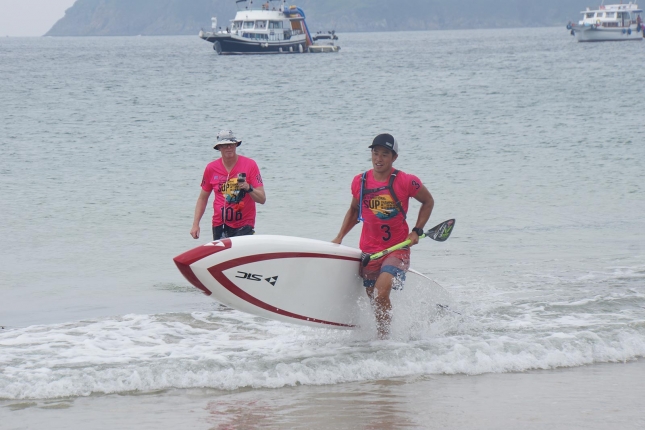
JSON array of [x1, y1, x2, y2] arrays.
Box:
[[247, 185, 266, 204], [332, 197, 360, 244], [407, 185, 434, 245], [190, 189, 211, 239]]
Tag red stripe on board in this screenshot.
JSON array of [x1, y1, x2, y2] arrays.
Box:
[[174, 239, 232, 266], [213, 252, 359, 272], [208, 252, 360, 327], [173, 239, 232, 295], [175, 259, 212, 296]]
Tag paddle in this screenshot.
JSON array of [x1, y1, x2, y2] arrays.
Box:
[[361, 219, 456, 267]]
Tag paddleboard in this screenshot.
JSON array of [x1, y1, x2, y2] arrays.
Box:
[[173, 235, 450, 328]]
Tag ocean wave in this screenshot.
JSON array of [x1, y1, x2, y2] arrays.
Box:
[[1, 303, 644, 400]]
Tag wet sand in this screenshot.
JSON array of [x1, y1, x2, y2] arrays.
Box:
[[2, 360, 643, 429]]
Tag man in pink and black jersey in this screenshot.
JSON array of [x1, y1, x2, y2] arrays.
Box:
[[332, 133, 434, 338], [190, 130, 266, 240]]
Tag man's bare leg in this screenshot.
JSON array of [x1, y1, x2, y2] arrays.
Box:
[[365, 272, 395, 339]]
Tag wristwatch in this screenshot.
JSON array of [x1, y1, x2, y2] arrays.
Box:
[[248, 184, 254, 193], [412, 227, 424, 236]]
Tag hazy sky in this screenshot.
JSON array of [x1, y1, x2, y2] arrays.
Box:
[[0, 0, 77, 36]]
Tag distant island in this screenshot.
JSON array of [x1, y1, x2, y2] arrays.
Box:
[[45, 0, 594, 36]]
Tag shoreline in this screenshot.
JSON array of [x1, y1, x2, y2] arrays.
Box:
[[3, 360, 644, 429]]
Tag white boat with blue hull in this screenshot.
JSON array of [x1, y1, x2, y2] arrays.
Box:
[[567, 3, 644, 42], [199, 0, 313, 54]]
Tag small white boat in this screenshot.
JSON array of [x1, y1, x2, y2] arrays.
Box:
[[567, 3, 644, 42], [308, 31, 340, 53]]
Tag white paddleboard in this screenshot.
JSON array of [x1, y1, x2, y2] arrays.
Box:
[[173, 235, 450, 328]]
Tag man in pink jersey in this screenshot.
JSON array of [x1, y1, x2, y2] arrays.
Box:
[[190, 130, 266, 240], [332, 133, 434, 338]]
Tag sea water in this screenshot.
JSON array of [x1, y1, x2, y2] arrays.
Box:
[[1, 28, 644, 428]]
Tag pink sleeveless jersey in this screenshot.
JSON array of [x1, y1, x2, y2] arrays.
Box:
[[351, 169, 422, 254], [201, 155, 263, 228]]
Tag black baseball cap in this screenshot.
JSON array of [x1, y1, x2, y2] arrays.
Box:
[[369, 133, 399, 154]]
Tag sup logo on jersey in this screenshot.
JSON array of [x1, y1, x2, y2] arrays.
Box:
[[265, 276, 278, 286], [365, 194, 399, 220], [218, 178, 244, 204]]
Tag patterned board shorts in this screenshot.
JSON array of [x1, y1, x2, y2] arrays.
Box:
[[359, 248, 410, 290]]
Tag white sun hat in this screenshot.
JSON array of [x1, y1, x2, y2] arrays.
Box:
[[214, 129, 241, 149]]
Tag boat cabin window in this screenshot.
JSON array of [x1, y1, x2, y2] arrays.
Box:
[[232, 21, 243, 30], [242, 33, 268, 40], [596, 12, 604, 18], [243, 21, 255, 29], [268, 21, 283, 29], [255, 20, 267, 29], [585, 12, 594, 18], [605, 12, 616, 18]]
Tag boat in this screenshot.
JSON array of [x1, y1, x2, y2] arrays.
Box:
[[198, 0, 313, 54], [567, 2, 644, 42], [308, 31, 340, 53]]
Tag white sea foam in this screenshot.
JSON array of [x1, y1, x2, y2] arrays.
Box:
[[1, 266, 644, 400]]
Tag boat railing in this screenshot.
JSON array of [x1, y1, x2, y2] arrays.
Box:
[[583, 19, 635, 28], [598, 20, 632, 27], [236, 0, 284, 12]]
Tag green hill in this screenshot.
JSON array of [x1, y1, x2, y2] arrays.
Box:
[[45, 0, 592, 36]]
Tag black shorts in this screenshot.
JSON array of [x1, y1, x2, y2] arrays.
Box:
[[213, 225, 255, 240]]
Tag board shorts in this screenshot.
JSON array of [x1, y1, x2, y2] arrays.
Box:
[[213, 225, 255, 240], [359, 248, 410, 291]]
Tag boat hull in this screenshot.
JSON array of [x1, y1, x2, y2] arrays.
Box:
[[574, 26, 643, 42], [201, 34, 307, 55], [308, 45, 340, 53]]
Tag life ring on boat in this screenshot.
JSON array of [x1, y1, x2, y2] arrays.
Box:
[[596, 19, 601, 27]]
